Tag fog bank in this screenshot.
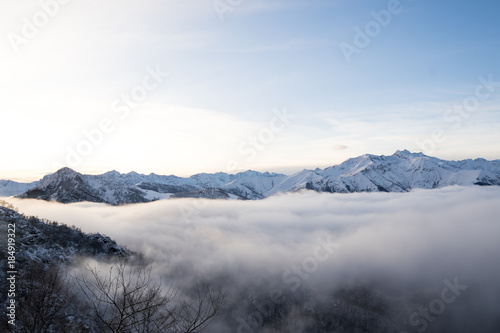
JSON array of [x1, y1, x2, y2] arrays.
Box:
[[5, 186, 500, 332]]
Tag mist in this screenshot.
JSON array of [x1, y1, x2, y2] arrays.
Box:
[[5, 186, 500, 332]]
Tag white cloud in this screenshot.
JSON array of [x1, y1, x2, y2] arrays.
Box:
[[4, 187, 500, 331]]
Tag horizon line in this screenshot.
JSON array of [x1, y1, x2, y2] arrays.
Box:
[[2, 149, 499, 183]]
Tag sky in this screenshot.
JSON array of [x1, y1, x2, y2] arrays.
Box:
[[1, 0, 500, 180]]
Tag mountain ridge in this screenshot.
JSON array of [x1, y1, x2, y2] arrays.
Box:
[[2, 150, 500, 204]]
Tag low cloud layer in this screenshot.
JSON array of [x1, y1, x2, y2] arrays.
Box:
[[5, 186, 500, 332]]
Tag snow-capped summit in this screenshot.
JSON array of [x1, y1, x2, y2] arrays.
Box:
[[18, 166, 150, 205], [3, 150, 500, 205], [393, 149, 420, 158]]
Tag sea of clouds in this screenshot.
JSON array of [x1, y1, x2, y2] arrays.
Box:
[[5, 186, 500, 332]]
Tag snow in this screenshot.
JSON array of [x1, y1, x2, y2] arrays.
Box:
[[140, 189, 174, 200], [0, 180, 40, 197], [3, 150, 500, 203]]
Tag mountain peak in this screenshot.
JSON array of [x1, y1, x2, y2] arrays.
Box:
[[103, 170, 121, 177], [8, 150, 500, 204], [393, 149, 425, 158], [395, 149, 411, 155], [56, 167, 78, 175], [53, 167, 80, 180]]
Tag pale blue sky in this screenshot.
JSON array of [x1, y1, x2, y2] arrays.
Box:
[[1, 0, 499, 180]]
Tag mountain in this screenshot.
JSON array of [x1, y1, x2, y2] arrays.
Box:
[[4, 150, 500, 205], [268, 149, 500, 194], [15, 168, 286, 204], [0, 179, 40, 197], [0, 202, 131, 266], [17, 167, 156, 205], [0, 201, 133, 332], [0, 200, 131, 315]]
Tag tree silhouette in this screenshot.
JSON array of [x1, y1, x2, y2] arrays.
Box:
[[76, 261, 225, 333]]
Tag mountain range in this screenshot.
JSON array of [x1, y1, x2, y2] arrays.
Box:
[[1, 150, 499, 205]]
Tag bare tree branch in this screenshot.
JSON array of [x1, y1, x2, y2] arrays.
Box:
[[75, 260, 225, 333]]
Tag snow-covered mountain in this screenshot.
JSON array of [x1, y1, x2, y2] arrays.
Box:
[[5, 150, 500, 205], [0, 203, 131, 265], [17, 167, 155, 205], [0, 179, 40, 197], [0, 201, 133, 332], [15, 167, 286, 204], [268, 149, 500, 194]]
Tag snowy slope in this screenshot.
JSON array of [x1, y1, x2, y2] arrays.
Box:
[[0, 203, 131, 265], [18, 167, 153, 205], [269, 150, 500, 194], [6, 150, 500, 205], [0, 180, 40, 197]]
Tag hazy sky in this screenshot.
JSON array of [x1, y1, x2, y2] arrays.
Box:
[[1, 0, 500, 180]]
